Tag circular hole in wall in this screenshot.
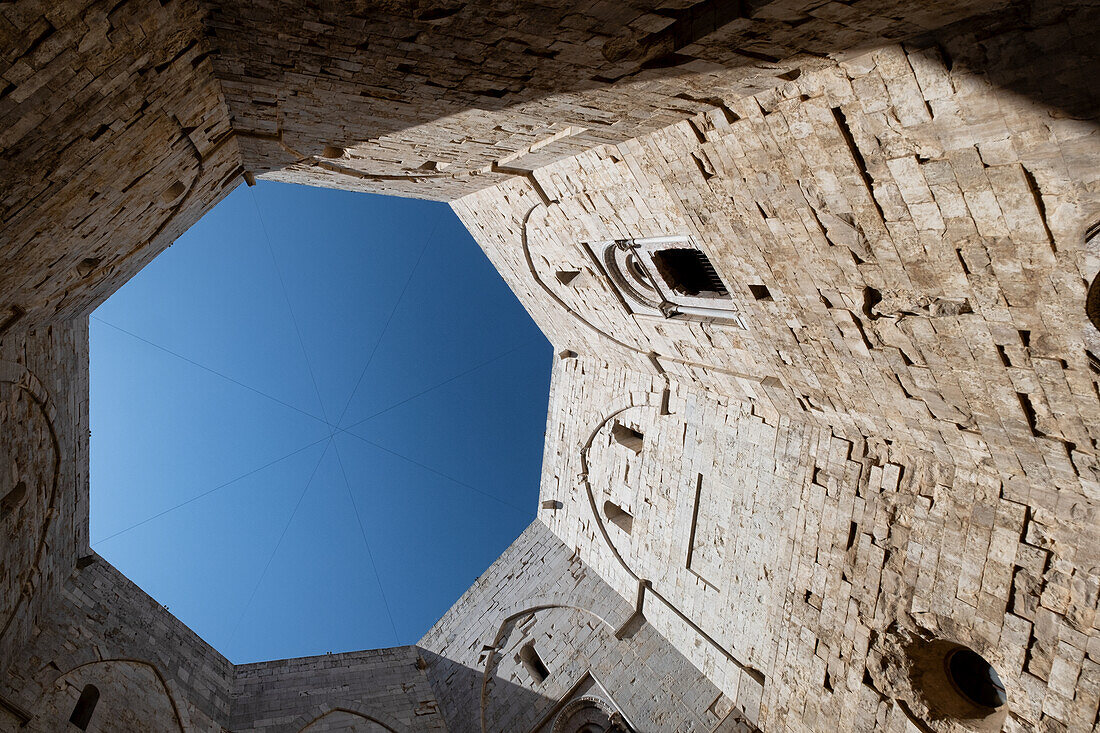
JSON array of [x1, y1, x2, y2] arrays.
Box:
[[904, 638, 1009, 730], [1087, 220, 1100, 332], [945, 648, 1007, 709], [1086, 272, 1100, 332]]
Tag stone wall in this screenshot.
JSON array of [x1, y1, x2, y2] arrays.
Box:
[[0, 1, 1097, 731], [538, 354, 1100, 731], [419, 520, 757, 733], [208, 0, 1010, 201], [231, 647, 446, 732], [0, 320, 88, 688], [0, 0, 241, 330], [453, 7, 1100, 496], [0, 558, 234, 732]]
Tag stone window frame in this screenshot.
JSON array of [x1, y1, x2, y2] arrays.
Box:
[[69, 683, 100, 730], [590, 235, 745, 326]]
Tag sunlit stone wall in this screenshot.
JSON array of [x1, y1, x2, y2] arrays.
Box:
[[1, 0, 1097, 731]]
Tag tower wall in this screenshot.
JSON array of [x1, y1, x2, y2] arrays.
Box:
[[1, 1, 1097, 731]]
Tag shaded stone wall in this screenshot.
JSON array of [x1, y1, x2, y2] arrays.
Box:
[[0, 0, 241, 330], [231, 647, 446, 732], [0, 558, 234, 732], [0, 320, 87, 688], [206, 0, 1009, 201], [419, 521, 756, 733]]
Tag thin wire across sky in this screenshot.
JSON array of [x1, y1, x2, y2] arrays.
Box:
[[88, 181, 549, 661]]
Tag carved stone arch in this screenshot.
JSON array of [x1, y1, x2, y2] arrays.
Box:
[[578, 404, 661, 591], [518, 193, 763, 381], [552, 695, 626, 733], [583, 404, 659, 567], [519, 200, 648, 359], [29, 658, 189, 732], [478, 602, 621, 733], [0, 359, 62, 646], [291, 703, 404, 732], [578, 403, 762, 699]]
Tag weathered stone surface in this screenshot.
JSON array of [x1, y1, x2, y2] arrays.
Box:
[[1, 0, 1097, 731]]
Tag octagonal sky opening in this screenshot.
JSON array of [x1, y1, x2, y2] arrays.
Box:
[[88, 181, 551, 664]]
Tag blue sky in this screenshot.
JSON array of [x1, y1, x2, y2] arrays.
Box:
[[89, 181, 550, 663]]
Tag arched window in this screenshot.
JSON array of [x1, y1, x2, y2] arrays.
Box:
[[603, 500, 633, 534], [610, 422, 643, 454], [598, 236, 744, 324], [69, 684, 99, 730], [519, 642, 549, 683]]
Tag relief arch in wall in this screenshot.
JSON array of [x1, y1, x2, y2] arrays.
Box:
[[578, 401, 774, 702], [519, 195, 765, 385], [26, 659, 186, 732], [295, 705, 401, 732], [478, 601, 623, 733], [0, 359, 61, 646]]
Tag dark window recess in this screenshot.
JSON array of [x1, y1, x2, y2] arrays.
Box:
[[651, 248, 729, 297], [1, 481, 27, 519], [603, 500, 634, 534], [611, 422, 644, 454], [556, 269, 580, 285], [69, 684, 99, 730], [748, 284, 772, 301], [945, 648, 1007, 709], [519, 642, 549, 683]]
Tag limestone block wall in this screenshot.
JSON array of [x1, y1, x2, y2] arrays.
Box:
[[453, 7, 1100, 500], [1, 2, 1097, 732], [0, 558, 234, 732], [1, 0, 1025, 330], [0, 0, 241, 330], [0, 321, 88, 690], [231, 647, 447, 732], [538, 354, 1100, 732], [208, 0, 1009, 202], [419, 520, 756, 733]]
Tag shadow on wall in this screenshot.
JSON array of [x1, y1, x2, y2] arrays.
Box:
[[418, 648, 551, 733], [23, 660, 184, 733], [211, 0, 1099, 160], [926, 1, 1100, 121]]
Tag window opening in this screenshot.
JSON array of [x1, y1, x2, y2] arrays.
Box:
[[651, 248, 729, 297], [596, 236, 743, 324], [748, 283, 772, 301], [69, 684, 99, 730], [610, 422, 643, 454], [556, 270, 581, 285], [519, 642, 549, 683], [603, 500, 634, 534], [1, 481, 27, 520]]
